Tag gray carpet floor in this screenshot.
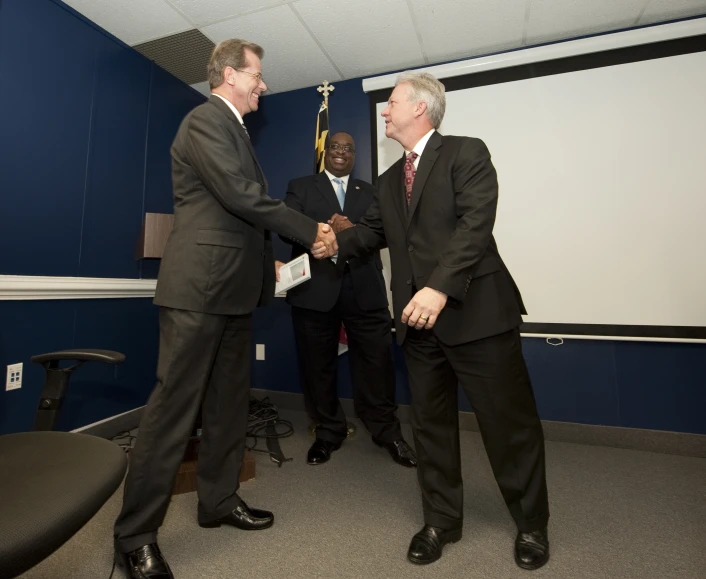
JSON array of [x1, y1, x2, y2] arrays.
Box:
[[19, 409, 706, 579]]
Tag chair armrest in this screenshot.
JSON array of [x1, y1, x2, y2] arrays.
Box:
[[31, 349, 126, 366]]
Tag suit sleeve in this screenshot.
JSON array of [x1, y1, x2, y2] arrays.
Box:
[[426, 139, 498, 301], [337, 182, 387, 259], [183, 108, 318, 247], [280, 179, 306, 247]]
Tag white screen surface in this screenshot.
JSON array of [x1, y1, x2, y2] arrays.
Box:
[[373, 52, 706, 337]]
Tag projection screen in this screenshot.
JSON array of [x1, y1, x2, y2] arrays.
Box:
[[365, 25, 706, 343]]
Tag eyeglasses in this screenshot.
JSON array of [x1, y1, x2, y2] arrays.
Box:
[[327, 143, 355, 153], [234, 69, 265, 84]]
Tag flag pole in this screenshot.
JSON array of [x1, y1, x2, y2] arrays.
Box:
[[314, 80, 335, 174]]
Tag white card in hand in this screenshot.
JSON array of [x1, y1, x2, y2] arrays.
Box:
[[275, 253, 311, 295]]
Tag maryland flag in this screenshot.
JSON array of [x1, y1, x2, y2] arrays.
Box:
[[314, 101, 329, 173]]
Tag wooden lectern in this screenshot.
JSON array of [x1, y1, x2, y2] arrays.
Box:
[[135, 213, 174, 259], [135, 213, 256, 493]]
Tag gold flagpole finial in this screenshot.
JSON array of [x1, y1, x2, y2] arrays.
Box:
[[317, 80, 335, 106]]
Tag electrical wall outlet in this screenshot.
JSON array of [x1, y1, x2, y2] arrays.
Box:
[[6, 362, 23, 391], [255, 344, 265, 361]]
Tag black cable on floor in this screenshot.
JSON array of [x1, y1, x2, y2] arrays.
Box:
[[246, 396, 294, 466], [110, 430, 136, 453]]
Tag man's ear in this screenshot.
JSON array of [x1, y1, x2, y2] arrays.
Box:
[[414, 101, 428, 119]]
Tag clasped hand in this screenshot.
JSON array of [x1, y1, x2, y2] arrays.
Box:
[[310, 223, 338, 259]]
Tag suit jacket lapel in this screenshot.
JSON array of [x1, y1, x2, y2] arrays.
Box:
[[342, 179, 361, 215], [209, 96, 267, 186], [407, 131, 442, 229], [390, 156, 407, 226], [315, 173, 343, 215]]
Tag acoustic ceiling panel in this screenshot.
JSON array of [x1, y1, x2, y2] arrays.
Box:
[[61, 0, 191, 45], [526, 0, 647, 45], [640, 0, 706, 25], [294, 0, 425, 78], [202, 5, 342, 94], [410, 0, 527, 62]]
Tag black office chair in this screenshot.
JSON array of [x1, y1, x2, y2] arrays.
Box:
[[0, 350, 129, 579]]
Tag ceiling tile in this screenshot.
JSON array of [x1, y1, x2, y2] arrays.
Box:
[[201, 5, 342, 94], [639, 0, 706, 25], [410, 0, 526, 62], [166, 0, 287, 27], [293, 0, 424, 78], [526, 0, 647, 45], [61, 0, 192, 46]]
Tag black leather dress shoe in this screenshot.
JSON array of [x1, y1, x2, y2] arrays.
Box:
[[198, 501, 274, 531], [115, 543, 173, 579], [515, 528, 549, 570], [374, 438, 417, 468], [407, 524, 462, 565], [307, 439, 341, 465]]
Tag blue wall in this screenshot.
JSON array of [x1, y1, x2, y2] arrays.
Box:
[[0, 0, 204, 434], [1, 0, 703, 436]]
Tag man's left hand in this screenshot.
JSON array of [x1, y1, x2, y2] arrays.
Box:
[[328, 213, 354, 234], [401, 287, 448, 330]]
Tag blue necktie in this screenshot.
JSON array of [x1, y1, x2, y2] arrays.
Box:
[[332, 178, 345, 210]]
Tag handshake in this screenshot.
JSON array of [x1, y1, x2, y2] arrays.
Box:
[[310, 213, 353, 260]]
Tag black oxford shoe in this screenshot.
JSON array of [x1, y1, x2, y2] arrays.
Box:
[[307, 439, 341, 465], [374, 438, 417, 468], [115, 543, 173, 579], [515, 527, 549, 570], [407, 524, 462, 565], [199, 501, 274, 531]]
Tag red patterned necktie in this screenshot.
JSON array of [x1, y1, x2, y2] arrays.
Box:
[[404, 152, 418, 206]]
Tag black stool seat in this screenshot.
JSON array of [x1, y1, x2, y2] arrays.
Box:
[[0, 431, 127, 579]]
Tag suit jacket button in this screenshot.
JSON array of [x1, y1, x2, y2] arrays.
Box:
[[406, 279, 412, 285], [408, 245, 414, 252]]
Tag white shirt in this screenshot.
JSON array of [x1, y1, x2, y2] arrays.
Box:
[[405, 129, 436, 169], [324, 170, 349, 192], [212, 93, 247, 130]]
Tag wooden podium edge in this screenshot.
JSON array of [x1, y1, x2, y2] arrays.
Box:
[[128, 445, 256, 496]]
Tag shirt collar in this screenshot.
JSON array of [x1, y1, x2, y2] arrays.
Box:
[[324, 170, 349, 186], [405, 128, 436, 159], [212, 93, 246, 127]]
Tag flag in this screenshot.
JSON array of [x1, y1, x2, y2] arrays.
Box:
[[314, 101, 329, 173], [338, 324, 348, 356]]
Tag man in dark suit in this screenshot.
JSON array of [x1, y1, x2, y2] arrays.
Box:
[[113, 39, 336, 579], [333, 72, 550, 570], [279, 132, 416, 468]]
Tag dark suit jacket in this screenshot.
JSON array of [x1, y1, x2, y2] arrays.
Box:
[[154, 96, 318, 315], [281, 173, 388, 313], [337, 131, 525, 345]]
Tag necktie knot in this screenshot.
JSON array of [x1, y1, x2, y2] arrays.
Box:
[[407, 152, 418, 163]]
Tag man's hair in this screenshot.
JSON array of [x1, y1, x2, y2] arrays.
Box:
[[395, 71, 446, 128], [207, 39, 264, 89]]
